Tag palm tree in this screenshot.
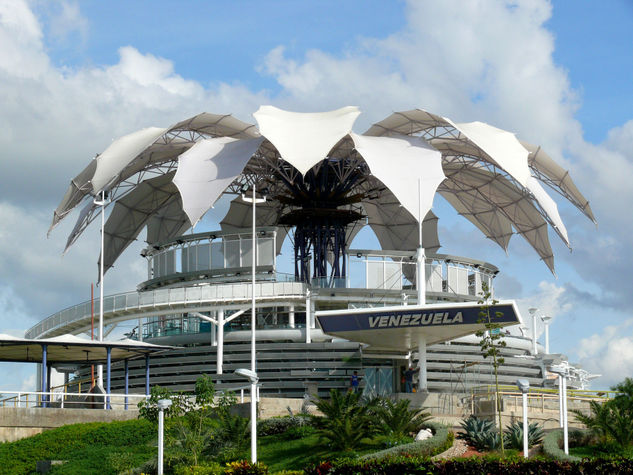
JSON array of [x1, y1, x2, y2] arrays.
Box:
[[312, 389, 377, 451], [375, 398, 432, 439]]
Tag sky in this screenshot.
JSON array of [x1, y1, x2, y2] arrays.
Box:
[[0, 0, 632, 391]]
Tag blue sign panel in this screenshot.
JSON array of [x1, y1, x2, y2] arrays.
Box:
[[317, 303, 518, 333]]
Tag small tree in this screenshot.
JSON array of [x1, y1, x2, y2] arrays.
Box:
[[475, 282, 507, 455]]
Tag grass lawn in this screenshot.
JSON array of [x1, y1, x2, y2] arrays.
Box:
[[258, 429, 412, 472], [570, 444, 633, 459], [0, 419, 155, 475]]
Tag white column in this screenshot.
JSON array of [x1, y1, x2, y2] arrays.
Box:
[[416, 178, 426, 306], [289, 305, 295, 328], [217, 309, 224, 375], [211, 319, 217, 347], [543, 316, 552, 354], [417, 335, 427, 391], [522, 392, 528, 458], [158, 409, 165, 475], [305, 291, 311, 344], [138, 318, 143, 342], [558, 374, 564, 428], [562, 375, 569, 455], [532, 313, 538, 355], [97, 190, 106, 389]]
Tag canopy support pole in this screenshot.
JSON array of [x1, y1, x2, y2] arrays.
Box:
[[106, 347, 111, 409], [145, 354, 150, 396], [417, 178, 426, 305], [217, 309, 224, 375], [124, 359, 129, 410], [305, 291, 311, 344], [417, 335, 427, 392], [289, 305, 295, 328], [41, 344, 47, 408]]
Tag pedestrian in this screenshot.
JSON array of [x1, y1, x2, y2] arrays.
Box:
[[350, 370, 360, 392], [404, 366, 415, 393]]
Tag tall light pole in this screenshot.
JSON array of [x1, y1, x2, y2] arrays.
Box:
[[549, 363, 569, 455], [241, 183, 266, 464], [157, 398, 172, 475], [528, 307, 538, 356], [516, 379, 530, 458], [94, 190, 110, 389], [541, 316, 552, 354]]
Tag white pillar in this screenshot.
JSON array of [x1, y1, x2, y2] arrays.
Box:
[[417, 335, 427, 391], [416, 247, 426, 305], [532, 313, 538, 355], [416, 178, 426, 306], [217, 309, 224, 375], [158, 408, 165, 475], [558, 374, 564, 428], [97, 190, 106, 389], [289, 305, 295, 328], [562, 375, 569, 455], [138, 318, 143, 342], [211, 319, 217, 347], [522, 392, 529, 458], [543, 316, 552, 354], [305, 292, 311, 344]]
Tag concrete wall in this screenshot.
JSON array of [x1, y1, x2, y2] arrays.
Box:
[[0, 408, 139, 443]]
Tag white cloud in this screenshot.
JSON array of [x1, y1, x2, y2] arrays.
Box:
[[48, 1, 88, 44], [576, 320, 633, 388]]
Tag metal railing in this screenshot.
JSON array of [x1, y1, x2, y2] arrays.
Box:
[[0, 391, 148, 410]]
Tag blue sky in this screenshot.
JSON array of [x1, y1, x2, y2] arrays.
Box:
[[0, 0, 632, 391]]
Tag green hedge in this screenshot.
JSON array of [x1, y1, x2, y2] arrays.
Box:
[[542, 429, 581, 462], [359, 422, 452, 460], [304, 457, 633, 474]]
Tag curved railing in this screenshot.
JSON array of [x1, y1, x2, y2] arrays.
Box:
[[27, 236, 498, 339]]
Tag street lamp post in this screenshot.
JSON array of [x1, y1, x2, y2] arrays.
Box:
[[241, 184, 266, 464], [528, 307, 538, 356], [516, 379, 530, 458], [549, 363, 569, 455], [157, 398, 172, 475], [235, 368, 259, 463]]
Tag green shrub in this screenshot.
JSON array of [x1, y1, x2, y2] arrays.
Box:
[[304, 457, 633, 474], [542, 429, 581, 462], [458, 415, 499, 451], [504, 421, 544, 450], [173, 461, 224, 475], [359, 422, 452, 459], [258, 415, 311, 437], [224, 459, 269, 474]]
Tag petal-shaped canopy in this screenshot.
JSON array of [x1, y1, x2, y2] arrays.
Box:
[[350, 133, 444, 222], [99, 173, 178, 275], [173, 136, 264, 226], [253, 105, 360, 175]]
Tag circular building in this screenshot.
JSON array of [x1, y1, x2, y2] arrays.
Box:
[[36, 106, 595, 398]]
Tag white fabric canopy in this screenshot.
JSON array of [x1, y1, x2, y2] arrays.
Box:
[[253, 105, 360, 175], [173, 136, 264, 226], [100, 173, 178, 275], [92, 127, 168, 193], [351, 132, 444, 223], [52, 106, 594, 276], [452, 121, 531, 187]]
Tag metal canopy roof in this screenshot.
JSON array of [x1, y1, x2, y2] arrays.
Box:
[[0, 334, 173, 365]]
